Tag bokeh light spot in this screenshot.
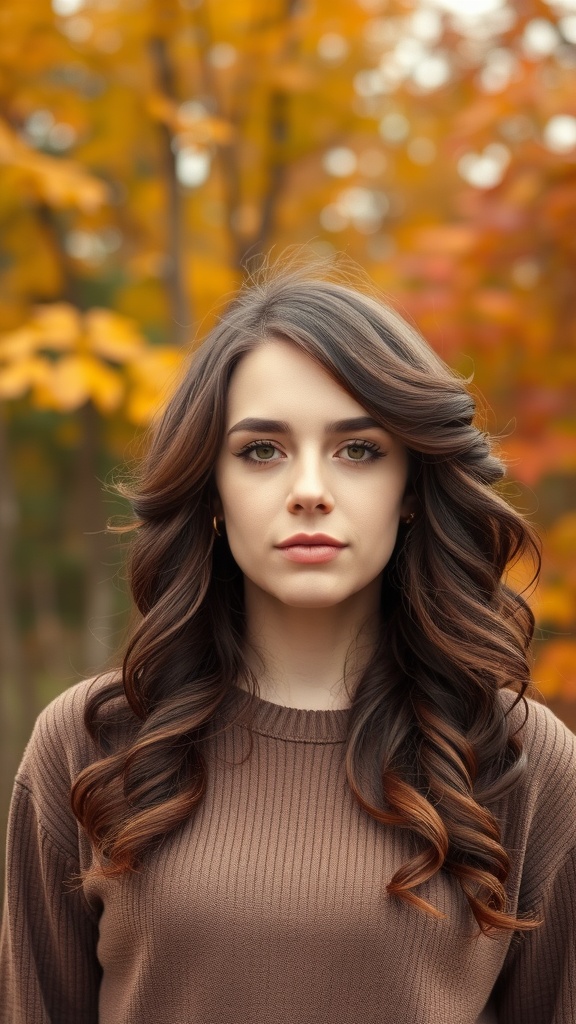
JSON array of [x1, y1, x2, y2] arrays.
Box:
[[408, 9, 443, 43], [559, 15, 576, 43], [353, 69, 386, 97], [379, 112, 410, 143], [62, 15, 92, 42], [479, 48, 518, 92], [411, 54, 451, 90], [458, 143, 510, 188], [317, 33, 349, 63], [48, 123, 77, 151], [52, 0, 84, 13], [176, 146, 211, 187], [522, 19, 559, 58], [407, 137, 436, 164], [543, 114, 576, 153], [322, 147, 357, 177], [320, 204, 348, 232], [24, 110, 55, 145], [208, 43, 237, 69]]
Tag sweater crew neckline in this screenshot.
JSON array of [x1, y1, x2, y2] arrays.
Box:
[[227, 685, 349, 743]]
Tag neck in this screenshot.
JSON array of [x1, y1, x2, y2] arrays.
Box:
[[241, 580, 381, 710]]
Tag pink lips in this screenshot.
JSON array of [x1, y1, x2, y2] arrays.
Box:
[[276, 533, 347, 564]]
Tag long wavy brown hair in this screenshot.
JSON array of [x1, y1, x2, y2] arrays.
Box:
[[71, 262, 541, 935]]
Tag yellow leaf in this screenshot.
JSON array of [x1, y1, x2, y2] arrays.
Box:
[[115, 277, 169, 324], [268, 62, 317, 92], [126, 347, 183, 424], [38, 161, 108, 214], [39, 355, 91, 411], [147, 92, 235, 145], [0, 356, 48, 398], [0, 118, 23, 163], [127, 346, 182, 388], [84, 309, 145, 363], [175, 116, 235, 146], [85, 357, 125, 414], [146, 91, 179, 131], [0, 326, 41, 361], [125, 250, 168, 278], [36, 354, 123, 412], [33, 303, 81, 349], [125, 388, 162, 426], [0, 117, 108, 213]]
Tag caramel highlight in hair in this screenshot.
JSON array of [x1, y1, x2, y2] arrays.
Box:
[[71, 264, 541, 935]]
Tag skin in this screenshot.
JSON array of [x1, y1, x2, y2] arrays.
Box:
[[214, 338, 414, 710]]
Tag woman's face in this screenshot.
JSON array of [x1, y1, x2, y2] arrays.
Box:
[[214, 339, 412, 611]]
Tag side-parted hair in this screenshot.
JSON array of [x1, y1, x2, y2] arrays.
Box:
[[71, 262, 541, 935]]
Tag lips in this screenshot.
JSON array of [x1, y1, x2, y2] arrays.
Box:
[[276, 533, 346, 548]]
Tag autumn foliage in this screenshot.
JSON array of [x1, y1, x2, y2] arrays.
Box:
[[0, 0, 575, 746]]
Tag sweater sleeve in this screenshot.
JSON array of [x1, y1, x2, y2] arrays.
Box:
[[0, 684, 103, 1024], [492, 699, 576, 1024], [493, 846, 576, 1023]]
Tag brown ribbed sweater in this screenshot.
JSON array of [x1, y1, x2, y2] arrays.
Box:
[[1, 677, 575, 1024]]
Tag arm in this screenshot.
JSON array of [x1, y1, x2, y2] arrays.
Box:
[[0, 779, 101, 1024], [1, 682, 107, 1023], [493, 847, 576, 1023]]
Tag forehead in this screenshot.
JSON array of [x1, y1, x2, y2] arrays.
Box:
[[226, 339, 369, 421]]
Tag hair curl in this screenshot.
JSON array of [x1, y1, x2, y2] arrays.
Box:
[[71, 263, 541, 935]]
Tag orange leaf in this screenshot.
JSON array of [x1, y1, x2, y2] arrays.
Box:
[[535, 640, 576, 700]]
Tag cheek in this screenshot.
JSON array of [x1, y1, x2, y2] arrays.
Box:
[[216, 468, 272, 546], [218, 462, 279, 520], [215, 461, 243, 514], [350, 471, 406, 520]]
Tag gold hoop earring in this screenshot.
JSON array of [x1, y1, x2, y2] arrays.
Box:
[[404, 512, 416, 525], [213, 516, 222, 537]]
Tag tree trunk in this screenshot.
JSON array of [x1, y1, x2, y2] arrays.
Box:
[[77, 404, 117, 676], [0, 410, 33, 882]]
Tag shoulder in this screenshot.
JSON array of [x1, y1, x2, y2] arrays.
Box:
[[497, 689, 576, 898], [17, 673, 121, 793], [7, 674, 120, 865], [500, 688, 576, 782]]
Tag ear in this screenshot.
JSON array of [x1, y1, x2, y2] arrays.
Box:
[[211, 490, 224, 519]]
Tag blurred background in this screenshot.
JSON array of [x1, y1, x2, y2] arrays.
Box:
[[1, 0, 575, 875]]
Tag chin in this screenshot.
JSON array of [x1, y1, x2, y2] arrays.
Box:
[[272, 587, 351, 609]]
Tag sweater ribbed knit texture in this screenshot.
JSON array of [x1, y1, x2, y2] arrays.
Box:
[[1, 677, 575, 1024]]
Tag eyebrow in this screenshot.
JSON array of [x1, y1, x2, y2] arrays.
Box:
[[227, 416, 387, 437]]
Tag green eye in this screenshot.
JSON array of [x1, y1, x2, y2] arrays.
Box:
[[253, 445, 276, 460], [346, 445, 366, 460]]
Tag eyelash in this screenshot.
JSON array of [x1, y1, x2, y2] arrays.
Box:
[[233, 439, 385, 466]]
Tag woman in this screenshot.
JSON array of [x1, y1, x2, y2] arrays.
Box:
[[1, 265, 575, 1024]]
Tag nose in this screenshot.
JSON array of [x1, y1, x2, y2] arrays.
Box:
[[286, 450, 335, 515]]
